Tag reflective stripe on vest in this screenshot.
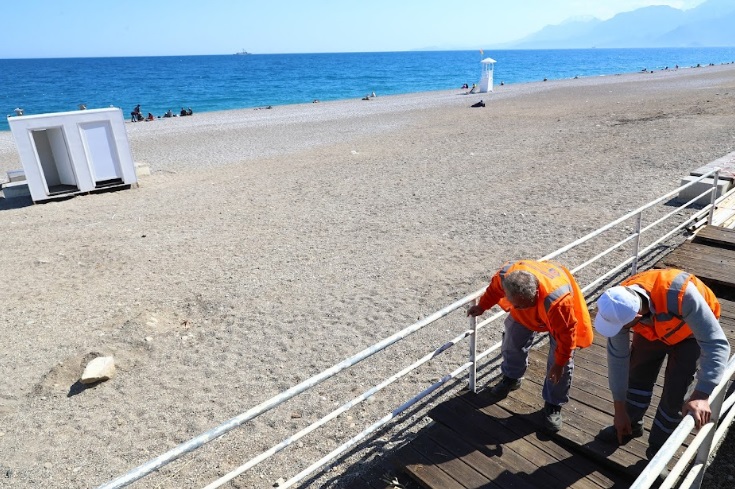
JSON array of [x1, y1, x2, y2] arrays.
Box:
[[623, 269, 718, 345], [545, 284, 572, 313]]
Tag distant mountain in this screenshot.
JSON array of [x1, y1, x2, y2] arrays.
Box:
[[501, 0, 735, 49]]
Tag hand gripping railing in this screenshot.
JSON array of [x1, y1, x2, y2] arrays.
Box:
[[630, 354, 735, 489], [98, 168, 725, 488]]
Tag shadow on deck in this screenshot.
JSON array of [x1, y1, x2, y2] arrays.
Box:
[[353, 225, 735, 489]]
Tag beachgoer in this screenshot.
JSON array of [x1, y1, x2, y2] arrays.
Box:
[[78, 104, 87, 110], [471, 100, 485, 108], [131, 104, 141, 122], [594, 269, 730, 457], [164, 109, 173, 118], [467, 260, 593, 432], [146, 112, 154, 121], [180, 108, 187, 117], [186, 107, 193, 116], [13, 108, 24, 116]]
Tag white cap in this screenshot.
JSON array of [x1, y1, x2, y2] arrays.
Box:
[[594, 286, 641, 337]]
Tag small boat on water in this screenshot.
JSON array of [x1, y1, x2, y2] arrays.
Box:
[[234, 49, 251, 55]]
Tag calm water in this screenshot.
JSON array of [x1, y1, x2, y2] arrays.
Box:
[[2, 48, 735, 132]]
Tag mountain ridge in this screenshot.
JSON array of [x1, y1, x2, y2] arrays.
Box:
[[500, 0, 735, 49]]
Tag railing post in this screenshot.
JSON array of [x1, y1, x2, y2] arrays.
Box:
[[468, 298, 479, 393], [707, 169, 720, 225], [691, 383, 728, 488], [630, 211, 643, 275]]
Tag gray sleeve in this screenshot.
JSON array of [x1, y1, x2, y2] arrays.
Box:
[[606, 328, 631, 401], [681, 282, 731, 395]]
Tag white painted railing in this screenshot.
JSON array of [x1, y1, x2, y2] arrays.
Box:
[[98, 168, 735, 489]]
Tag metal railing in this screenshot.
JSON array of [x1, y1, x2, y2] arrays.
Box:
[[99, 168, 734, 489]]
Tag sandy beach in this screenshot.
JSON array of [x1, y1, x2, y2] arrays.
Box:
[[2, 65, 735, 488]]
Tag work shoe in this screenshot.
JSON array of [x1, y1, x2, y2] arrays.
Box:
[[598, 423, 644, 444], [489, 376, 522, 398], [542, 402, 563, 433]]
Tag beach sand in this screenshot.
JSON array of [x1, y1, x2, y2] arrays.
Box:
[[1, 65, 735, 488]]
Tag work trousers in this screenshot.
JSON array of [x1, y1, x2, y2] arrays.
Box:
[[625, 334, 701, 450], [500, 316, 574, 407]]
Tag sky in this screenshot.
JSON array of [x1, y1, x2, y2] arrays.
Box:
[[0, 0, 708, 58]]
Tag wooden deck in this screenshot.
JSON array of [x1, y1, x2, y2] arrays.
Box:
[[375, 225, 735, 489]]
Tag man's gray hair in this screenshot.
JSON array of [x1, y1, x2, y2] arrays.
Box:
[[503, 270, 538, 302]]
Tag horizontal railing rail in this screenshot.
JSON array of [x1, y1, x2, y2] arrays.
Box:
[[631, 354, 735, 489], [98, 168, 733, 489]]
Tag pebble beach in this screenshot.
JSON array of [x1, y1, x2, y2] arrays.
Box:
[[1, 64, 735, 488]]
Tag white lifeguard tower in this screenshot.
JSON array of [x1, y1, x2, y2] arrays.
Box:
[[478, 57, 496, 93]]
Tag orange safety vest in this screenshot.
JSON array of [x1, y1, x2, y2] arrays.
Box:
[[497, 260, 593, 348], [622, 269, 720, 345]]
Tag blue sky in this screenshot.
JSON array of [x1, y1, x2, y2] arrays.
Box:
[[1, 0, 707, 58]]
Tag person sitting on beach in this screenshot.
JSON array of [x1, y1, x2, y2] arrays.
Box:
[[13, 107, 24, 116], [362, 95, 370, 101], [471, 100, 485, 108], [180, 108, 187, 117], [164, 109, 173, 118], [371, 91, 376, 98], [461, 83, 469, 89], [186, 107, 193, 116], [146, 112, 155, 121]]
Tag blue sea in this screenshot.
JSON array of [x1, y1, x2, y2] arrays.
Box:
[[3, 47, 735, 132]]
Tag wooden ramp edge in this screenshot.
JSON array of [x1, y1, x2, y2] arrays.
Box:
[[380, 225, 735, 489]]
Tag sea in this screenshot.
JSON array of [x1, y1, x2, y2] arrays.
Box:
[[3, 47, 735, 132]]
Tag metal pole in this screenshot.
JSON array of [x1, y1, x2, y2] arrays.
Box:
[[631, 211, 642, 275], [708, 170, 720, 225], [468, 298, 479, 393]]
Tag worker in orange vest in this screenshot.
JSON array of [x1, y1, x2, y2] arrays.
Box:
[[595, 268, 730, 458], [468, 260, 593, 433]]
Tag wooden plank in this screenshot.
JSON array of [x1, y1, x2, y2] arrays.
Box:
[[432, 394, 628, 488], [394, 436, 468, 489], [693, 225, 735, 248], [426, 423, 532, 489], [411, 433, 494, 489], [659, 242, 735, 287]]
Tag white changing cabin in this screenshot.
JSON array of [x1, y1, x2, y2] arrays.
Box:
[[7, 108, 136, 203]]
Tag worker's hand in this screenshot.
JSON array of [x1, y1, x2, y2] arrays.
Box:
[[613, 408, 633, 444], [683, 392, 711, 429], [467, 305, 485, 317], [547, 363, 564, 384]]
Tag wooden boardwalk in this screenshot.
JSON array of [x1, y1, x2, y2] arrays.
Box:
[[367, 225, 735, 489]]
